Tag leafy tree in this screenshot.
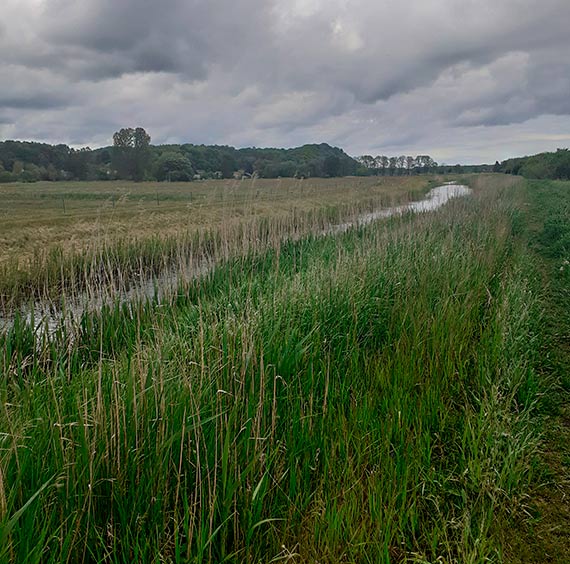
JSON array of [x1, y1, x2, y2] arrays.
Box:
[[155, 152, 194, 181], [66, 148, 91, 180], [0, 170, 14, 182], [21, 164, 41, 182], [261, 160, 298, 178], [356, 154, 442, 176], [0, 138, 363, 181], [46, 164, 59, 181], [397, 156, 406, 175], [12, 160, 24, 177], [220, 153, 237, 179], [358, 155, 376, 170], [501, 148, 570, 179], [112, 127, 151, 181]]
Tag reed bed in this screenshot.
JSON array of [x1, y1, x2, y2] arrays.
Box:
[[0, 175, 545, 562], [0, 176, 430, 310]]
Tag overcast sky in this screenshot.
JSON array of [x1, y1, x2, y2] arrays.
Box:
[[1, 0, 569, 163]]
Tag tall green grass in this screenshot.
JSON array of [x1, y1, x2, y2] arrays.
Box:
[[0, 177, 543, 562]]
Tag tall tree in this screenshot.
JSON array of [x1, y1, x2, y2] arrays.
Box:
[[416, 155, 429, 173], [373, 156, 385, 176], [358, 155, 375, 170], [112, 127, 151, 181], [66, 148, 91, 180], [220, 153, 237, 179]]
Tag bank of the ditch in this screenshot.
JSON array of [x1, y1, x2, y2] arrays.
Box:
[[503, 179, 570, 564], [0, 175, 553, 562]]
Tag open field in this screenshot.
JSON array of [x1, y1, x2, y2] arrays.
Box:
[[1, 174, 568, 562], [0, 176, 429, 266]]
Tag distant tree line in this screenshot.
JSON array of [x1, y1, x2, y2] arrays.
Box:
[[498, 148, 570, 180], [1, 129, 512, 184], [354, 155, 496, 176], [0, 141, 113, 183], [0, 128, 358, 182], [356, 154, 439, 175]]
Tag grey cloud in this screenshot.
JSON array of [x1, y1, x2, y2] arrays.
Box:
[[0, 94, 69, 110], [445, 48, 570, 128], [0, 0, 570, 163], [0, 63, 76, 112], [38, 0, 273, 81]]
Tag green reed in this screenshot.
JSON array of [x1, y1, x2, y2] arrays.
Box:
[[0, 177, 546, 563]]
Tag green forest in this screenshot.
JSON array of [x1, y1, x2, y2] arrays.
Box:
[[0, 128, 466, 183], [0, 135, 359, 182], [1, 128, 569, 184], [500, 148, 570, 179]]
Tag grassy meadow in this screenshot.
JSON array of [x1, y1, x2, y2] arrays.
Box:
[[0, 174, 568, 562]]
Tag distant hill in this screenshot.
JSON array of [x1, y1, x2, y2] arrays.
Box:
[[500, 148, 570, 180], [0, 139, 358, 182]]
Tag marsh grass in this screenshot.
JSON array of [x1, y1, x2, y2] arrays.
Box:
[[0, 176, 431, 310], [0, 175, 545, 562]]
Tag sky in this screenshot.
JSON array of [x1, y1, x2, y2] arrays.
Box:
[[1, 0, 570, 164]]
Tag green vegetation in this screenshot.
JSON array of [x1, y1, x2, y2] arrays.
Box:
[[2, 174, 565, 562], [112, 128, 152, 182], [356, 156, 497, 177], [0, 138, 359, 182], [357, 154, 439, 175], [500, 148, 570, 180], [0, 134, 501, 183], [503, 179, 570, 563]]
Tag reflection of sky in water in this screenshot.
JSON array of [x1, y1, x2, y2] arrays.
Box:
[[333, 183, 471, 232], [1, 184, 472, 339]]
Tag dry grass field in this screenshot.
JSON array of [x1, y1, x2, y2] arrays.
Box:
[[0, 176, 429, 267]]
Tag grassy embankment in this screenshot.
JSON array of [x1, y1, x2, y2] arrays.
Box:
[[0, 176, 429, 309], [503, 179, 570, 563], [0, 174, 562, 562]]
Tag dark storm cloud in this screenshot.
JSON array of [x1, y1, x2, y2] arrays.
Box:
[[1, 0, 570, 162], [39, 0, 274, 81], [0, 94, 68, 110]]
